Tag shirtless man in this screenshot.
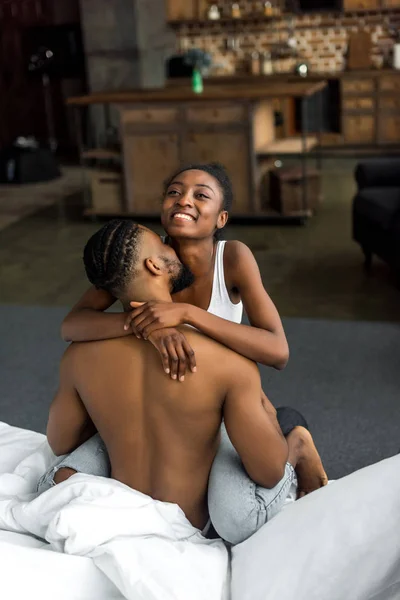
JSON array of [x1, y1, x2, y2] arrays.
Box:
[[45, 220, 326, 533]]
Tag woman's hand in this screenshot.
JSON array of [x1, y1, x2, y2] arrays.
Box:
[[146, 328, 196, 382], [125, 301, 190, 339]]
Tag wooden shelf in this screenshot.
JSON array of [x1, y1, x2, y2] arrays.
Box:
[[168, 14, 285, 27], [81, 148, 121, 160], [257, 136, 318, 155], [168, 7, 400, 29]]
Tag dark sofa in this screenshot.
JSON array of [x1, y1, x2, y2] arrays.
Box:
[[353, 158, 400, 280]]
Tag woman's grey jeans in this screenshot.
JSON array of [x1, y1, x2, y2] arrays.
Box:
[[37, 425, 297, 545]]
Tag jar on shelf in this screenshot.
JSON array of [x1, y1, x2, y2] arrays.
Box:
[[272, 2, 281, 16], [231, 3, 241, 18], [262, 51, 273, 75], [264, 1, 273, 17], [208, 4, 221, 20], [252, 1, 263, 15]]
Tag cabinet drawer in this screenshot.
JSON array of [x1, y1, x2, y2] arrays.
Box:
[[379, 76, 400, 93], [342, 79, 374, 94], [343, 97, 374, 111], [382, 0, 400, 7], [90, 171, 122, 213], [379, 115, 400, 143], [121, 108, 178, 126], [185, 104, 245, 124], [379, 96, 400, 111], [343, 0, 378, 9], [343, 115, 375, 143]]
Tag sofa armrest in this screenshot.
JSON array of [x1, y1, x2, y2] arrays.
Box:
[[355, 159, 400, 190]]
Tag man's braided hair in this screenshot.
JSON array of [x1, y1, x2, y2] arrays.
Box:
[[83, 219, 143, 297]]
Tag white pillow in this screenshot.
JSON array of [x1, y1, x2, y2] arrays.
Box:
[[232, 455, 400, 600]]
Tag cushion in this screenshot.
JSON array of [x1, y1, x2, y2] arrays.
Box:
[[354, 188, 400, 229], [355, 159, 400, 190], [231, 455, 400, 600]]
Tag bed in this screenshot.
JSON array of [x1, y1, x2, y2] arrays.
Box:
[[1, 421, 400, 600]]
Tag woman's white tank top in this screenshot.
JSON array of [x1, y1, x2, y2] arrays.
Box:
[[163, 237, 243, 324], [207, 241, 243, 324]]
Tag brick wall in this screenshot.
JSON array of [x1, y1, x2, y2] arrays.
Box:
[[174, 3, 400, 75]]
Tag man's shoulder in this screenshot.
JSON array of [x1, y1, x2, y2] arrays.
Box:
[[66, 337, 139, 360], [180, 326, 258, 375]]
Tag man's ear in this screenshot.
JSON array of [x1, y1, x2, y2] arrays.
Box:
[[144, 257, 163, 276], [217, 210, 228, 230]]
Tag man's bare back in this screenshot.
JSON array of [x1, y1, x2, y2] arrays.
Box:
[[48, 327, 288, 530]]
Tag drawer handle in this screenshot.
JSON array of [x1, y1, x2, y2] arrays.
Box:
[[98, 178, 118, 184]]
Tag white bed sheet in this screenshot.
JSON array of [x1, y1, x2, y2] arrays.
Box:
[[0, 422, 124, 600], [0, 531, 123, 600]]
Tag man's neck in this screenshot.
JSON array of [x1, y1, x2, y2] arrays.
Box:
[[121, 286, 172, 312]]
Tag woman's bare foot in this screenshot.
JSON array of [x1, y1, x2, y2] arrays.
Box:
[[286, 426, 328, 499]]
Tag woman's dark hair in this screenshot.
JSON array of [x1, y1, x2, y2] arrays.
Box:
[[164, 162, 233, 212]]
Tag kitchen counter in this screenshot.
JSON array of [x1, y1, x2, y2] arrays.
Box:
[[67, 80, 327, 106]]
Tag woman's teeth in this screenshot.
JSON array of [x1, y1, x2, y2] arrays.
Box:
[[173, 213, 194, 222]]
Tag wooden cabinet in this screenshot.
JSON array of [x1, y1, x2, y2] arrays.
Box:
[[377, 74, 400, 143], [342, 97, 374, 111], [343, 115, 375, 143], [379, 96, 400, 111], [123, 132, 180, 214], [166, 0, 197, 21], [379, 115, 400, 143], [343, 0, 378, 9], [342, 78, 374, 94], [379, 75, 400, 93], [184, 130, 251, 213], [121, 107, 178, 125], [120, 101, 254, 215], [342, 71, 400, 144], [341, 75, 375, 144], [382, 0, 400, 7], [90, 170, 123, 213], [186, 104, 245, 124], [121, 107, 181, 213]]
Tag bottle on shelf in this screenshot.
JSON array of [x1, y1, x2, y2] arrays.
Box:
[[264, 1, 273, 17], [251, 51, 261, 75], [192, 68, 204, 94], [231, 3, 241, 18]]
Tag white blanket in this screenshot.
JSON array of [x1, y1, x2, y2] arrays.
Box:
[[0, 422, 229, 600]]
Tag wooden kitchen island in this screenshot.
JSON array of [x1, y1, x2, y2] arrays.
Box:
[[67, 80, 327, 219]]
